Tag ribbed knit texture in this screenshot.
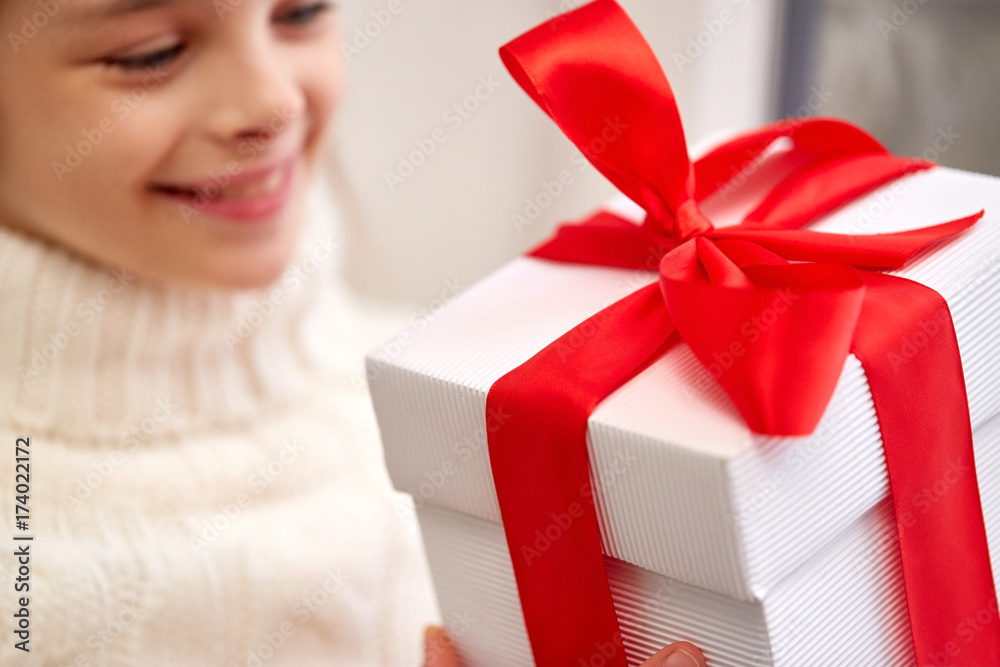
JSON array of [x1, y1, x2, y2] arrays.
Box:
[[0, 207, 439, 666]]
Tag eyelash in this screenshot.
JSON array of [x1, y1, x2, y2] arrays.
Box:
[[279, 0, 333, 25], [104, 1, 334, 72], [107, 43, 184, 71]]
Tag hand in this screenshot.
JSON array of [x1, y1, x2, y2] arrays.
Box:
[[422, 626, 708, 666], [639, 641, 707, 667], [423, 627, 460, 667]]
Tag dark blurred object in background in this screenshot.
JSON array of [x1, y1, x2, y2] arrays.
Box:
[[777, 0, 1000, 175]]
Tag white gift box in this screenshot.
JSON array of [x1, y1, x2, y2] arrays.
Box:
[[367, 163, 1000, 664]]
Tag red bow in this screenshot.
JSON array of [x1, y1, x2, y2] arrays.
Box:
[[486, 1, 999, 665]]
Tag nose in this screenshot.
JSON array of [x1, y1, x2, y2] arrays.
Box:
[[203, 43, 305, 149]]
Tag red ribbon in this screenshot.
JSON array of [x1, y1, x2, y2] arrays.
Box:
[[486, 1, 999, 665]]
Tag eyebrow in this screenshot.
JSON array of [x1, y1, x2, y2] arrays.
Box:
[[69, 0, 181, 22]]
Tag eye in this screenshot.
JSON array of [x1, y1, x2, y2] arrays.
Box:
[[277, 1, 334, 26], [105, 43, 184, 71]]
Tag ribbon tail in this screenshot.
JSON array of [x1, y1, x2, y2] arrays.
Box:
[[487, 282, 678, 666], [710, 211, 982, 269], [851, 271, 1000, 666]]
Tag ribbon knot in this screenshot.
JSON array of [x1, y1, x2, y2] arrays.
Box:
[[650, 199, 714, 242]]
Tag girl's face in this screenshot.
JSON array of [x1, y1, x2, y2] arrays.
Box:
[[0, 0, 342, 289]]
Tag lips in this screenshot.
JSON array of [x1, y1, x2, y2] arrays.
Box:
[[150, 155, 298, 222]]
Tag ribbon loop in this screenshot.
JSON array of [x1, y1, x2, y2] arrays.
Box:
[[500, 0, 694, 239]]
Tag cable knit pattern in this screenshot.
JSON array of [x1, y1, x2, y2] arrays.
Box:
[[0, 209, 439, 666]]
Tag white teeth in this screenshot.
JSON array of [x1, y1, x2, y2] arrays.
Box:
[[195, 168, 285, 200]]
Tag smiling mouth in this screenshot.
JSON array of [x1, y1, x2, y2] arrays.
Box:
[[152, 164, 287, 201], [150, 156, 298, 222]]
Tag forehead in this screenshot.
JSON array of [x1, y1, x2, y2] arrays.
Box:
[[1, 0, 243, 41], [14, 0, 205, 27], [70, 0, 181, 20]]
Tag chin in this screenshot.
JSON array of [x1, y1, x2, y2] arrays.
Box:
[[196, 207, 307, 291], [206, 244, 299, 291], [224, 261, 291, 291], [145, 235, 298, 291]]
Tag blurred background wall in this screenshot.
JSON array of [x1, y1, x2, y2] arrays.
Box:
[[324, 0, 1000, 308]]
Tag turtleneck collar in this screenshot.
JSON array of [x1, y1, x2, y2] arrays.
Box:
[[0, 205, 351, 444]]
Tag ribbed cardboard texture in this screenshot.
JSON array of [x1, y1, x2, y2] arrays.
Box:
[[368, 164, 1000, 601], [416, 413, 1000, 666]]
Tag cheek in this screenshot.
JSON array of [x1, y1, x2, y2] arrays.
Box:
[[301, 40, 345, 139], [0, 97, 112, 224], [5, 80, 176, 197], [19, 99, 185, 235], [46, 112, 170, 211], [99, 100, 187, 187]]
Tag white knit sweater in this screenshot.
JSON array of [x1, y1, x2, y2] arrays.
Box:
[[0, 208, 439, 665]]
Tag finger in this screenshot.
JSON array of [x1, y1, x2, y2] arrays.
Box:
[[639, 641, 708, 667], [423, 626, 462, 667]]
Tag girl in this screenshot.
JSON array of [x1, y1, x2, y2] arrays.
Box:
[[0, 0, 707, 665], [0, 1, 440, 663]]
